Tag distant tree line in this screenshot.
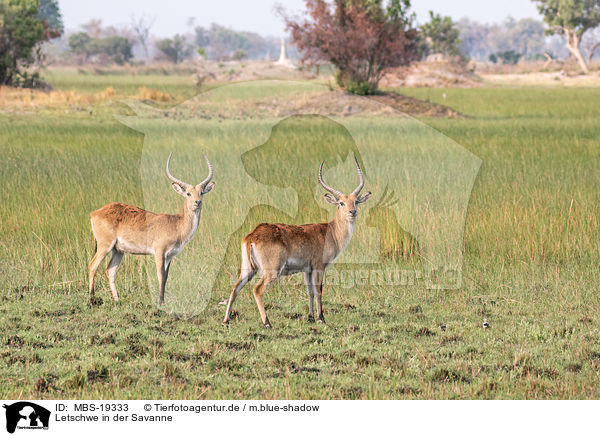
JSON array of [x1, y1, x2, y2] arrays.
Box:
[[54, 2, 600, 71], [3, 0, 600, 91], [419, 11, 462, 58], [68, 32, 133, 64], [153, 24, 284, 63], [534, 0, 600, 73], [458, 0, 600, 71], [457, 17, 548, 62], [62, 21, 286, 64], [193, 24, 283, 60]]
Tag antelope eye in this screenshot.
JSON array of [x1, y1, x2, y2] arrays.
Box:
[[339, 202, 345, 207], [186, 192, 191, 197]]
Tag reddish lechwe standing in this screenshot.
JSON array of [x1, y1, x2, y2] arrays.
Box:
[[223, 155, 371, 328], [88, 152, 214, 304]]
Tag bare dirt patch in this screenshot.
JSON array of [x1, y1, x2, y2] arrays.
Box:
[[199, 60, 316, 83], [173, 88, 460, 119], [481, 71, 600, 87], [381, 60, 481, 88], [1, 77, 459, 119]]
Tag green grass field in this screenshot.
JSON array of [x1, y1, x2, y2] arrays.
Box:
[[44, 67, 199, 100], [1, 71, 599, 399]]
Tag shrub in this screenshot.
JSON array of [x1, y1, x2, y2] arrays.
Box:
[[283, 0, 419, 95], [87, 36, 133, 65], [156, 34, 192, 64]]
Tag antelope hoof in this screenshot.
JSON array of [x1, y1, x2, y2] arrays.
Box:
[[222, 320, 230, 327], [264, 321, 272, 329], [89, 296, 103, 307], [317, 316, 326, 324], [307, 315, 315, 323]]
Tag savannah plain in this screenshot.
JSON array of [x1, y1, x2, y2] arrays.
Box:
[[1, 64, 599, 399]]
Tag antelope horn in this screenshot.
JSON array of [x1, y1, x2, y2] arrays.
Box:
[[199, 153, 213, 189], [351, 154, 365, 196], [166, 152, 191, 189], [318, 160, 344, 199]]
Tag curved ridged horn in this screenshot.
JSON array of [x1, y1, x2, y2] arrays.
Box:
[[199, 153, 213, 189], [166, 152, 191, 189], [318, 160, 344, 199], [351, 154, 365, 196]]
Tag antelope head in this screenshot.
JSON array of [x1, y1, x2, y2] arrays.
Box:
[[166, 152, 215, 213], [319, 154, 372, 222]]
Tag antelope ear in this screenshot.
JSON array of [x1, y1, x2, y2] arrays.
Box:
[[356, 191, 372, 204], [324, 193, 339, 205], [201, 181, 215, 194], [172, 183, 186, 196]]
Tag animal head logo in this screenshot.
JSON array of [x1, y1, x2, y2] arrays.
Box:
[[3, 402, 50, 434], [118, 80, 481, 316], [366, 186, 419, 260]]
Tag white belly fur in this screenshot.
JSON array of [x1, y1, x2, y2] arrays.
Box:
[[113, 214, 200, 259], [281, 257, 309, 276], [115, 237, 153, 255]]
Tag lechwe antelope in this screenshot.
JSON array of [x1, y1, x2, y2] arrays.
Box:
[[223, 155, 371, 328], [88, 152, 214, 304]]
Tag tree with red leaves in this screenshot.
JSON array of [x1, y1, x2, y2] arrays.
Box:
[[283, 0, 419, 95]]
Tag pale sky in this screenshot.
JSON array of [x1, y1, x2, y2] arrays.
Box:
[[58, 0, 542, 37]]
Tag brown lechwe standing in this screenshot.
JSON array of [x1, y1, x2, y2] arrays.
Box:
[[223, 155, 371, 328], [88, 152, 214, 304]]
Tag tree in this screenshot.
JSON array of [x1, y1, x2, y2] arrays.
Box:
[[581, 25, 600, 64], [68, 25, 134, 65], [486, 17, 539, 58], [511, 18, 545, 58], [231, 49, 247, 60], [194, 23, 279, 60], [533, 0, 600, 73], [282, 0, 419, 95], [130, 14, 154, 60], [495, 49, 522, 64], [68, 31, 91, 60], [545, 33, 570, 58], [87, 36, 133, 65], [458, 17, 549, 61], [156, 34, 192, 63], [456, 18, 490, 60], [195, 23, 251, 59], [420, 11, 461, 57], [0, 0, 45, 86], [240, 31, 271, 59], [81, 18, 102, 38], [194, 26, 210, 48], [38, 0, 62, 38]]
